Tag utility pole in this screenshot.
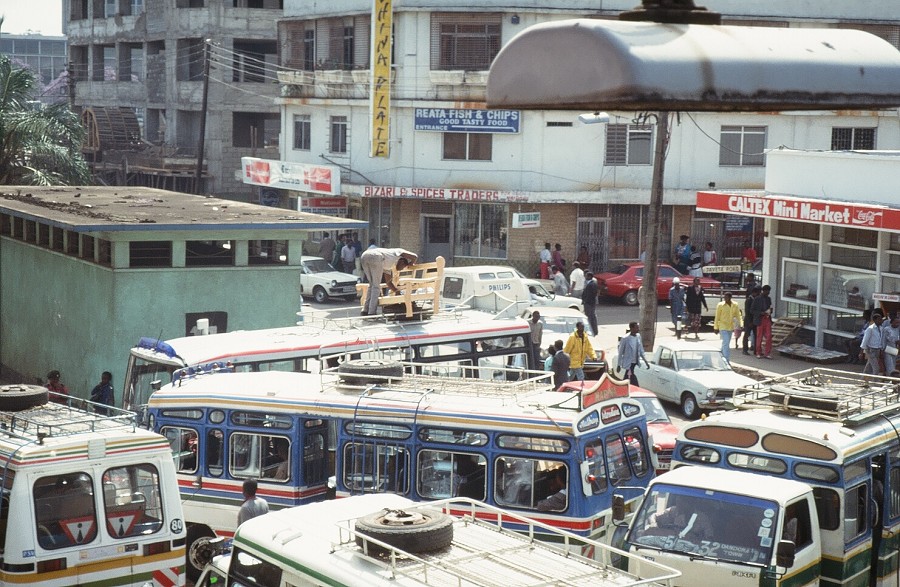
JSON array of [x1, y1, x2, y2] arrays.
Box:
[[194, 40, 211, 195], [620, 2, 720, 350], [67, 61, 75, 112]]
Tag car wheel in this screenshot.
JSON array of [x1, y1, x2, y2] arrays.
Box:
[[681, 392, 700, 420], [313, 286, 329, 304], [623, 290, 639, 306]]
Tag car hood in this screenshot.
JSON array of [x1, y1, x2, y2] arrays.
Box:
[[680, 369, 757, 390], [309, 270, 357, 282], [647, 421, 679, 449]]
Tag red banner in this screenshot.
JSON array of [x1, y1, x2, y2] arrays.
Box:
[[697, 191, 900, 231]]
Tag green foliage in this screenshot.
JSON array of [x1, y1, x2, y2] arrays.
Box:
[[0, 55, 90, 186]]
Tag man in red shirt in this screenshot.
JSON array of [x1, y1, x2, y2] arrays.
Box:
[[741, 242, 758, 264]]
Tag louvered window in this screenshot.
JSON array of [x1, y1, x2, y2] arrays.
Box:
[[605, 124, 652, 166], [431, 14, 501, 71]]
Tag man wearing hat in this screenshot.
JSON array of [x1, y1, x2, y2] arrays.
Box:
[[45, 370, 70, 404]]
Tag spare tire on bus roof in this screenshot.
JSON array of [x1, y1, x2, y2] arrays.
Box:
[[354, 507, 453, 554], [0, 384, 49, 411], [338, 359, 404, 385]]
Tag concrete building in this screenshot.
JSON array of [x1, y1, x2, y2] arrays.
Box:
[[699, 149, 900, 352], [0, 185, 364, 398], [66, 0, 283, 197], [0, 33, 69, 105], [273, 0, 900, 277]]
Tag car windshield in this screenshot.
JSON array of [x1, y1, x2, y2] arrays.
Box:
[[628, 484, 778, 565], [304, 259, 336, 273], [635, 396, 670, 424], [674, 350, 730, 371]]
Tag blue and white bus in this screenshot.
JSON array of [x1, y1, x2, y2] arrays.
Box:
[[147, 366, 655, 580]]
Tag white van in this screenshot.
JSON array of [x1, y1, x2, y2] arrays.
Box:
[[441, 265, 583, 313]]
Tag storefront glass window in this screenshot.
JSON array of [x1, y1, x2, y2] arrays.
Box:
[[776, 221, 819, 240], [890, 233, 900, 252], [781, 260, 818, 303], [825, 309, 864, 336], [782, 302, 816, 326], [886, 254, 900, 275], [829, 245, 876, 271], [777, 239, 818, 262], [882, 276, 900, 296], [821, 267, 876, 310], [454, 204, 507, 259], [832, 227, 877, 248]]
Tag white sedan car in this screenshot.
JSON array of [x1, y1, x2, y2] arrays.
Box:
[[613, 340, 756, 419], [300, 256, 360, 303]]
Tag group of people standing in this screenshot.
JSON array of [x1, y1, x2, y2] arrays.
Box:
[[672, 235, 719, 277], [44, 369, 116, 414], [541, 318, 599, 388], [319, 231, 371, 274], [854, 310, 900, 376]]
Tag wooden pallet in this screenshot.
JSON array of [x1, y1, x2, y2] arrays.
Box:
[[771, 317, 804, 347]]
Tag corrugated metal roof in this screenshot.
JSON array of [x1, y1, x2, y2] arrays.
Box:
[[0, 186, 366, 233], [488, 20, 900, 111]]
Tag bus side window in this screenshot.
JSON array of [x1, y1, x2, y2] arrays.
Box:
[[844, 483, 869, 544], [782, 499, 813, 550], [303, 432, 326, 485], [207, 429, 224, 477], [162, 426, 198, 473]]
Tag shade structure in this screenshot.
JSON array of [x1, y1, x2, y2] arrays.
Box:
[[487, 19, 900, 112]]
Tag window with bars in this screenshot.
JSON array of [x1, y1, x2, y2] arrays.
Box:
[[831, 127, 876, 150], [605, 124, 653, 166], [130, 241, 172, 268], [330, 116, 348, 154], [719, 125, 766, 166], [443, 133, 492, 161], [186, 241, 235, 267], [431, 14, 501, 71], [328, 24, 354, 68], [454, 203, 508, 259], [294, 114, 311, 150]]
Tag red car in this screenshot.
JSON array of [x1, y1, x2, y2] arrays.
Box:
[[629, 386, 679, 474], [595, 262, 721, 306]]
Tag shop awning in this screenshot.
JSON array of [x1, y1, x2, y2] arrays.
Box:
[[487, 20, 900, 112]]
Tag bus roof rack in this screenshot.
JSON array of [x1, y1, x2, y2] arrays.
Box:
[[0, 396, 137, 443], [732, 368, 900, 426], [331, 497, 680, 587]]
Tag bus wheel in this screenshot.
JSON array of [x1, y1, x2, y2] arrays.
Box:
[[0, 384, 48, 411], [186, 525, 217, 583], [355, 508, 453, 554], [338, 359, 404, 385]]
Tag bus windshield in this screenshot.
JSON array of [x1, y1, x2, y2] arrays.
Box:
[[628, 484, 777, 565]]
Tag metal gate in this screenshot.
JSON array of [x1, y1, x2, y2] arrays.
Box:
[[576, 218, 609, 274], [690, 218, 726, 263]]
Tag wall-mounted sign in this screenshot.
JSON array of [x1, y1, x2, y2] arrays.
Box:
[[369, 0, 392, 158], [414, 108, 520, 134], [512, 212, 540, 228], [299, 196, 347, 216], [241, 157, 341, 195], [697, 191, 900, 231], [361, 184, 528, 203]]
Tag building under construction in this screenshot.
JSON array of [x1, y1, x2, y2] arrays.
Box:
[[66, 0, 282, 199]]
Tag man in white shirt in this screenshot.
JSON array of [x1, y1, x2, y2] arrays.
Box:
[[569, 262, 585, 298], [617, 322, 649, 385], [862, 313, 885, 375], [882, 314, 900, 375]]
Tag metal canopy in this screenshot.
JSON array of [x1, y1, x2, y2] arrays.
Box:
[[487, 19, 900, 111]]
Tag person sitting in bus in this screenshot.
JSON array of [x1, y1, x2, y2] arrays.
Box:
[[272, 442, 290, 481], [537, 467, 567, 512]]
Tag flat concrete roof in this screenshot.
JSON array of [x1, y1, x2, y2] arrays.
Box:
[[0, 186, 366, 233]]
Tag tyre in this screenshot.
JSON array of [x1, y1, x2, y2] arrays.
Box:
[[768, 384, 839, 412], [338, 359, 404, 385], [681, 392, 700, 420], [313, 286, 329, 304], [623, 290, 639, 306], [0, 384, 48, 411], [186, 525, 217, 583], [355, 508, 454, 554]]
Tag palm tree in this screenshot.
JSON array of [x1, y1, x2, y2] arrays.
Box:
[[0, 24, 90, 186]]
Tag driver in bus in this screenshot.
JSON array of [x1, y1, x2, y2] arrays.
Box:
[[643, 495, 713, 541], [537, 467, 568, 511]]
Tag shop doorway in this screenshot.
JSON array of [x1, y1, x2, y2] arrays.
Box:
[[576, 218, 609, 273], [421, 215, 452, 263], [691, 217, 726, 262]]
